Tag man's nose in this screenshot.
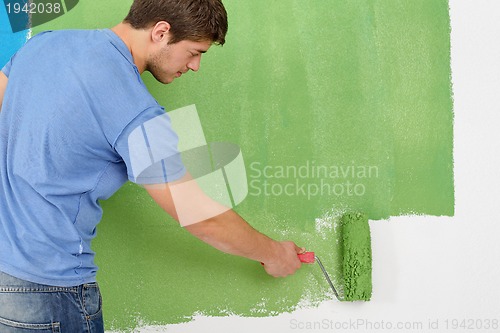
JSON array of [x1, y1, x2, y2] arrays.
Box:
[[187, 57, 201, 72]]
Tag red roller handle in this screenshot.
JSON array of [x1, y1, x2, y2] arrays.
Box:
[[261, 251, 315, 265], [298, 251, 315, 263]]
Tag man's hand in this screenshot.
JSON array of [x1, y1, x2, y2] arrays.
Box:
[[261, 241, 304, 278]]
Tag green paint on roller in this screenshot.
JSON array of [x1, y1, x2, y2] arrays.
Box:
[[306, 212, 372, 302], [340, 212, 372, 301]]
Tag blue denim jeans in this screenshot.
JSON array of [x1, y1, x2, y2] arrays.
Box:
[[0, 271, 104, 333]]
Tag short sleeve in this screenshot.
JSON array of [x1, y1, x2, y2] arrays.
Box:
[[115, 107, 186, 184], [2, 31, 52, 77], [2, 57, 13, 77]]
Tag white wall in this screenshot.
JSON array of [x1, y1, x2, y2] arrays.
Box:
[[132, 1, 500, 332]]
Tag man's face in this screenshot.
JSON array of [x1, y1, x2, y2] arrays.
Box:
[[146, 39, 212, 84]]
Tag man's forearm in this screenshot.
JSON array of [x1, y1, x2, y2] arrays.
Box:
[[144, 176, 303, 277], [184, 209, 280, 263], [184, 209, 303, 277]]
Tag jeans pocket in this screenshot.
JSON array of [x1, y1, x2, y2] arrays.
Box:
[[82, 283, 102, 318], [0, 315, 60, 332]]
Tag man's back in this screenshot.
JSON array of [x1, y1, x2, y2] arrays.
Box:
[[0, 29, 170, 286]]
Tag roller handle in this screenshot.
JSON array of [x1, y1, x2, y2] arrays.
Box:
[[297, 251, 315, 263], [261, 251, 315, 265]]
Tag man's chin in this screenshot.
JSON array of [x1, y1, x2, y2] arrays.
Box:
[[165, 75, 179, 84], [148, 70, 175, 84], [156, 75, 175, 84]]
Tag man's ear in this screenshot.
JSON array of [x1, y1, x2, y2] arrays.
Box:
[[151, 21, 172, 43]]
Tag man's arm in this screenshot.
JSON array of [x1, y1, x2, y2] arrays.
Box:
[[0, 71, 7, 111], [145, 174, 303, 278]]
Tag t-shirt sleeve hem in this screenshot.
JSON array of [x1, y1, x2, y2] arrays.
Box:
[[128, 166, 187, 185], [2, 63, 11, 77]]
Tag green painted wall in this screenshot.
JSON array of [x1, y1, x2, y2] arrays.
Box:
[[34, 0, 454, 331]]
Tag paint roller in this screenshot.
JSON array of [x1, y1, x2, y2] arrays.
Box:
[[296, 212, 372, 301]]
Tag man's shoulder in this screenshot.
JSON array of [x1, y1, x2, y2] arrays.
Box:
[[29, 29, 101, 42], [27, 29, 116, 53], [29, 29, 134, 72]]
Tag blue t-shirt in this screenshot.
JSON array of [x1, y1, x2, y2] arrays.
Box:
[[0, 29, 185, 287]]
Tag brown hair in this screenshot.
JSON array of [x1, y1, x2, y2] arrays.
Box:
[[124, 0, 228, 45]]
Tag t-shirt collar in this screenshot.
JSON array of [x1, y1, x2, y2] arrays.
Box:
[[101, 28, 136, 68]]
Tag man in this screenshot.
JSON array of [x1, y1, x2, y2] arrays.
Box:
[[0, 0, 303, 332]]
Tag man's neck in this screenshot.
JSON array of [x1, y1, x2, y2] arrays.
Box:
[[111, 23, 148, 74]]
